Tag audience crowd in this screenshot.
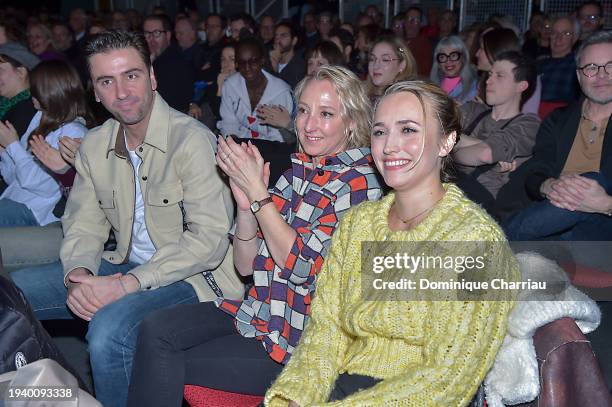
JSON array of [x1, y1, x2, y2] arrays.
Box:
[[0, 1, 610, 406]]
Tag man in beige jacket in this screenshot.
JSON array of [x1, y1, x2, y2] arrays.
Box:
[[11, 30, 243, 407]]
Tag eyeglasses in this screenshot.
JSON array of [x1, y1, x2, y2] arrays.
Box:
[[368, 56, 401, 65], [143, 29, 167, 38], [579, 14, 600, 21], [552, 30, 573, 38], [406, 16, 421, 24], [436, 51, 461, 63], [542, 24, 552, 32], [577, 61, 612, 77]]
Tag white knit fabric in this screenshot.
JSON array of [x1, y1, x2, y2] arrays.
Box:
[[485, 252, 601, 407]]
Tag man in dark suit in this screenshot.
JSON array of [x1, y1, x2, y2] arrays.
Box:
[[505, 30, 612, 241]]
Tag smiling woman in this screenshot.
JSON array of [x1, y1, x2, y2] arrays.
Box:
[[431, 35, 478, 104], [127, 65, 383, 407], [265, 80, 519, 407]]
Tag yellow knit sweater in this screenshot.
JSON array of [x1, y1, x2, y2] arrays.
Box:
[[265, 184, 518, 407]]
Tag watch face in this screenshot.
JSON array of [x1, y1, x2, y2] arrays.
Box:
[[250, 201, 260, 213]]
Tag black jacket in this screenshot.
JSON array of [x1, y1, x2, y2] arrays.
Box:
[[153, 44, 195, 112]]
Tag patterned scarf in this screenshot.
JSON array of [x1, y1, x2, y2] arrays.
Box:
[[0, 89, 31, 119]]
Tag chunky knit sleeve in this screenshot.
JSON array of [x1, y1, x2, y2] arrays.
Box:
[[317, 239, 518, 407], [265, 208, 356, 407]]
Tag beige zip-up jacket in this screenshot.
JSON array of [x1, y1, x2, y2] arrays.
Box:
[[60, 93, 244, 302]]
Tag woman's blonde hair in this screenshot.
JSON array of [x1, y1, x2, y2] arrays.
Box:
[[376, 80, 462, 181], [366, 34, 417, 98], [294, 65, 372, 150]]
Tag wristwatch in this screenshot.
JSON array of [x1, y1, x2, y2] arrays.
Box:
[[250, 196, 273, 214]]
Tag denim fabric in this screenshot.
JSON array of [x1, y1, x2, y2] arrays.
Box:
[[10, 259, 199, 407], [0, 198, 39, 227]]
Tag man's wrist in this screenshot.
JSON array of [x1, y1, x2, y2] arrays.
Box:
[[121, 274, 141, 293]]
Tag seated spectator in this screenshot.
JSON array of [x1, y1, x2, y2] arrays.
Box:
[[453, 51, 540, 212], [217, 37, 293, 142], [505, 31, 612, 241], [316, 11, 334, 41], [431, 35, 478, 104], [437, 10, 458, 40], [366, 34, 416, 103], [27, 23, 64, 61], [229, 13, 256, 42], [127, 65, 383, 406], [265, 80, 517, 406], [537, 16, 581, 103], [0, 59, 88, 227], [10, 31, 244, 407], [0, 20, 25, 45], [404, 7, 433, 77], [258, 14, 275, 51], [269, 21, 306, 88], [477, 28, 542, 114], [329, 27, 354, 66], [522, 15, 552, 61], [354, 24, 379, 77], [174, 16, 205, 76], [391, 13, 405, 38], [305, 40, 345, 75], [51, 22, 76, 57], [302, 11, 319, 49], [577, 1, 604, 42], [0, 43, 39, 136], [111, 11, 130, 31], [143, 14, 194, 112]]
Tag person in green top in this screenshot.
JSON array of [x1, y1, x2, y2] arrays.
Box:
[[0, 42, 39, 136], [266, 81, 519, 406]]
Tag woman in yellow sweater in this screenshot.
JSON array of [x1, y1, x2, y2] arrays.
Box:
[[265, 81, 519, 406]]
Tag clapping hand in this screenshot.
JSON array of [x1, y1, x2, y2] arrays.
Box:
[[58, 136, 82, 166], [30, 135, 71, 173], [216, 137, 270, 210]]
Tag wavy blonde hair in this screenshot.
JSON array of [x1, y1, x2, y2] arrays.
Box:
[[294, 65, 372, 149]]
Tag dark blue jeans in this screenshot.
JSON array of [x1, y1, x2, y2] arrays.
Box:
[[504, 172, 612, 241], [0, 198, 38, 227], [11, 259, 199, 407]]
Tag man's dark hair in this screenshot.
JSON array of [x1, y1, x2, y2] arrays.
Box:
[[578, 1, 603, 17], [231, 13, 256, 31], [405, 6, 423, 20], [83, 30, 151, 72], [496, 50, 536, 107], [207, 13, 226, 29], [329, 28, 354, 49], [275, 20, 297, 40], [143, 14, 172, 32]]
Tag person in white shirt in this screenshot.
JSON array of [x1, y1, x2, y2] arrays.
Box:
[[0, 59, 88, 226], [217, 37, 294, 142]]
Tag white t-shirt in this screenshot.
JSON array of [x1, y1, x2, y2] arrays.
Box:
[[127, 147, 156, 265]]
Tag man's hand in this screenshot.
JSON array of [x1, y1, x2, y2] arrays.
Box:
[[542, 175, 586, 211], [495, 160, 517, 173], [58, 136, 82, 166], [67, 268, 126, 321], [66, 268, 104, 321], [572, 175, 612, 214]]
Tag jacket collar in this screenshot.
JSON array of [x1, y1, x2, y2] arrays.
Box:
[[293, 147, 374, 169], [106, 92, 170, 158]]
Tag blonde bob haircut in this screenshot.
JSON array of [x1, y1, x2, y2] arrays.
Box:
[[376, 80, 462, 181], [294, 65, 372, 150]]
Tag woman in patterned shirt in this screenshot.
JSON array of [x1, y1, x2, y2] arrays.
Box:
[[127, 65, 383, 406]]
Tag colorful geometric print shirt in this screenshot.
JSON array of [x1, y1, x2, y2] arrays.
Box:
[[217, 147, 383, 364]]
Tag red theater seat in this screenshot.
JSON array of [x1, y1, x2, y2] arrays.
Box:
[[184, 385, 263, 407], [538, 101, 568, 119]]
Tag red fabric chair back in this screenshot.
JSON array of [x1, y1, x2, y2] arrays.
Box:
[[538, 102, 568, 119]]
